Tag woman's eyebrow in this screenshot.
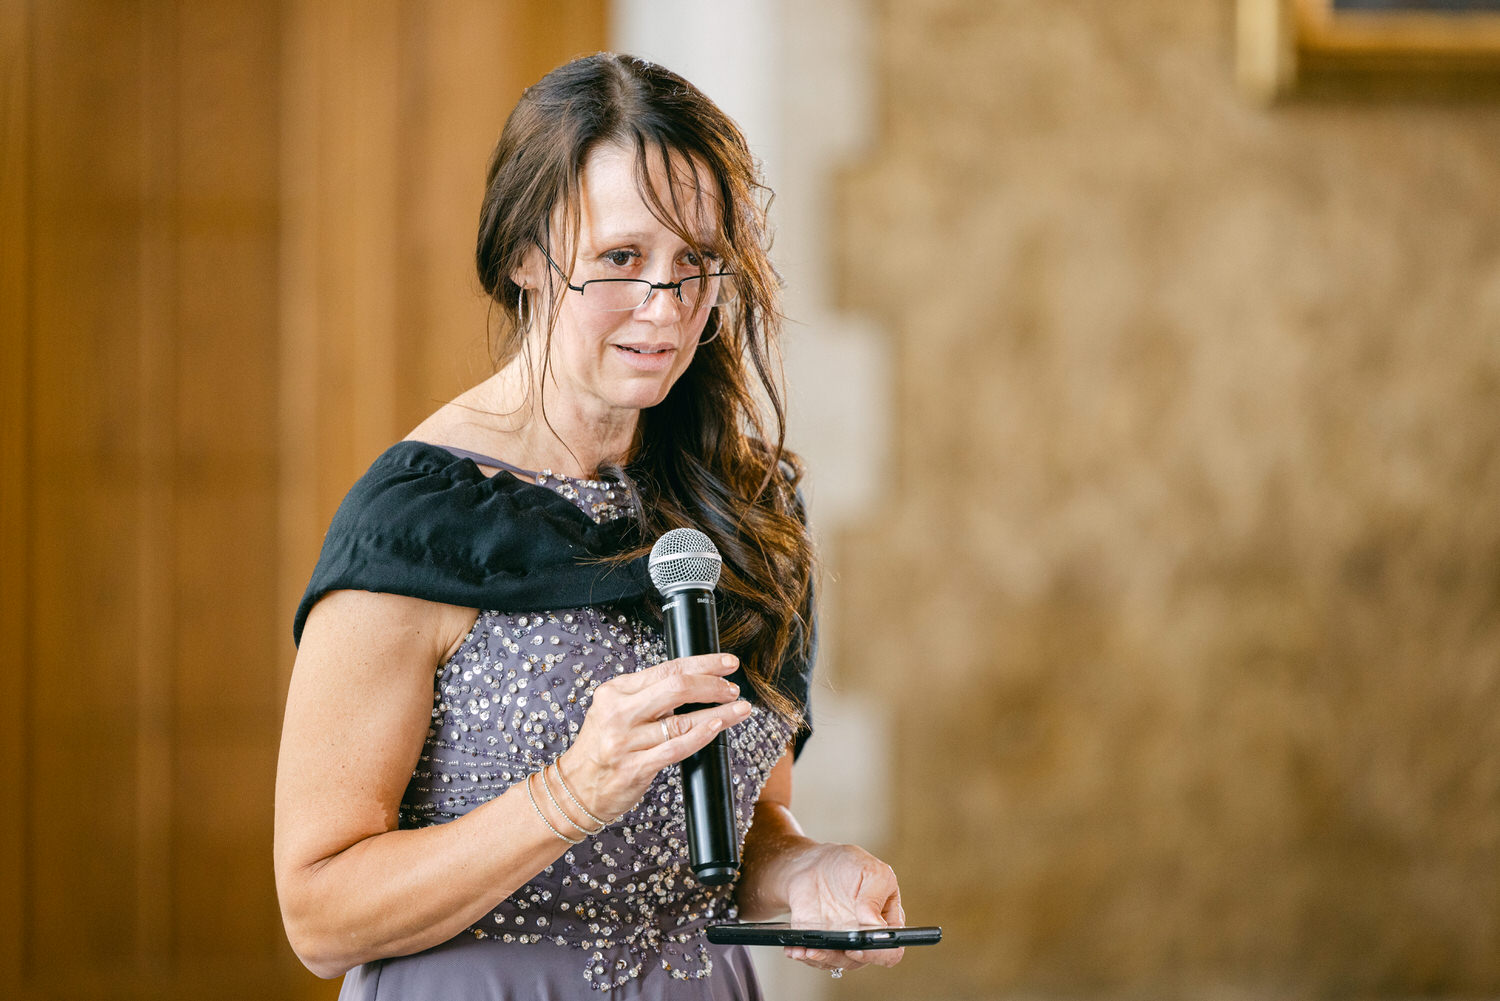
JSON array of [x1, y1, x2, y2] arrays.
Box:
[[583, 231, 721, 250], [585, 230, 652, 244]]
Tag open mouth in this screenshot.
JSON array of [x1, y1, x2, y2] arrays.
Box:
[[616, 345, 674, 355]]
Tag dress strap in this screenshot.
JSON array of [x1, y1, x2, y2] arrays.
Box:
[[425, 443, 539, 479]]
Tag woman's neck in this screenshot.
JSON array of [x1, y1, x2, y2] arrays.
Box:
[[463, 364, 639, 479]]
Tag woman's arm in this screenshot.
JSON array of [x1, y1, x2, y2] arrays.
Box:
[[274, 589, 571, 977], [274, 589, 749, 978], [736, 747, 907, 973], [735, 749, 818, 920]]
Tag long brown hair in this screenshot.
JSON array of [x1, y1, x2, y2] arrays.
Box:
[[475, 53, 814, 728]]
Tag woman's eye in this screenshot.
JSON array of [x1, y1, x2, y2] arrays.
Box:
[[601, 249, 637, 267], [682, 250, 719, 270]]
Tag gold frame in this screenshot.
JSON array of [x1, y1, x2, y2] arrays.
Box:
[[1238, 0, 1500, 100]]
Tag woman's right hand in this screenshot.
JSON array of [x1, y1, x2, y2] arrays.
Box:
[[558, 653, 751, 822]]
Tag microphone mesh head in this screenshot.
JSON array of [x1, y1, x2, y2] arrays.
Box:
[[649, 528, 722, 594]]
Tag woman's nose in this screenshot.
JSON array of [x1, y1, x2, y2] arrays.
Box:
[[636, 283, 687, 323]]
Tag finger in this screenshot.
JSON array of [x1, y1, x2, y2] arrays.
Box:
[[883, 889, 906, 928], [846, 945, 903, 969], [796, 948, 867, 973], [849, 894, 904, 966], [785, 947, 832, 969], [609, 653, 739, 695], [641, 701, 752, 763], [628, 672, 742, 723], [855, 869, 900, 926], [647, 700, 752, 748]]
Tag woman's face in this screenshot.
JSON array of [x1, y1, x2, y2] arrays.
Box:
[[525, 143, 722, 423]]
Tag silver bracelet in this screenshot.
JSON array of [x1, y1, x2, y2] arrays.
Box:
[[538, 764, 601, 838], [551, 759, 609, 831], [526, 771, 582, 845]]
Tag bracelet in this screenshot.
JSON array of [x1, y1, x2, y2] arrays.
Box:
[[539, 764, 603, 838], [526, 771, 582, 845], [552, 759, 610, 831]]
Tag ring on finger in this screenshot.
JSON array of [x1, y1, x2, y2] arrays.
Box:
[[660, 720, 671, 743]]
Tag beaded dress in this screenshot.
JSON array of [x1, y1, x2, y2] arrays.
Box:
[[330, 451, 795, 1000]]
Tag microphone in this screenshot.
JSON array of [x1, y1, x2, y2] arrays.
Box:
[[649, 528, 739, 885]]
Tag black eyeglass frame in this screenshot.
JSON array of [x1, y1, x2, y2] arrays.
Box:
[[535, 242, 736, 312]]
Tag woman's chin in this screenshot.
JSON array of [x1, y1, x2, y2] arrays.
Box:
[[605, 369, 688, 412], [602, 383, 674, 414]]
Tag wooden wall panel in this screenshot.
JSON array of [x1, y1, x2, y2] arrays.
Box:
[[133, 0, 178, 968], [27, 0, 150, 972], [169, 0, 284, 966], [2, 2, 606, 998], [277, 0, 404, 588], [11, 0, 308, 995], [396, 0, 520, 426], [0, 0, 32, 986]]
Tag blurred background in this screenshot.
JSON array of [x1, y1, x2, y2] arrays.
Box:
[[4, 1, 1500, 999]]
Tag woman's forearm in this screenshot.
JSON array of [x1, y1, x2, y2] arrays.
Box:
[[734, 799, 820, 920], [277, 779, 568, 978]]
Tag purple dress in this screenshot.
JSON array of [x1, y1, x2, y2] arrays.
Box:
[[336, 462, 793, 999]]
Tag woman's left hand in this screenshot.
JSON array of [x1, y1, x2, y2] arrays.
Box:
[[779, 842, 906, 975]]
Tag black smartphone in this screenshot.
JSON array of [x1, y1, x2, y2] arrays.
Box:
[[706, 922, 942, 950]]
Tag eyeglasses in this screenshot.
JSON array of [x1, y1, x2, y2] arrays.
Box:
[[537, 243, 737, 313]]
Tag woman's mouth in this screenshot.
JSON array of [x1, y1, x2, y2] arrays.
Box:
[[612, 343, 678, 370]]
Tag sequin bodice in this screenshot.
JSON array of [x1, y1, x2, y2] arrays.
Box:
[[397, 470, 794, 990]]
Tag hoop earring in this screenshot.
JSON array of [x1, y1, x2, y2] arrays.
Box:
[[698, 320, 721, 346], [517, 287, 532, 335]]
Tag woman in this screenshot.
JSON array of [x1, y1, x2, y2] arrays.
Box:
[[275, 53, 906, 998]]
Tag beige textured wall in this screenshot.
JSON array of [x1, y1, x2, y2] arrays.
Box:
[[832, 2, 1500, 998]]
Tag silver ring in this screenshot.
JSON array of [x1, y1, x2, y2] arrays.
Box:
[[830, 968, 844, 979], [660, 720, 671, 743]]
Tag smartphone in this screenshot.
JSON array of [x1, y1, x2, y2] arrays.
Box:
[[706, 922, 942, 950]]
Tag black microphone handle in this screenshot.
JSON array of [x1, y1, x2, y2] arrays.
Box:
[[662, 587, 739, 885]]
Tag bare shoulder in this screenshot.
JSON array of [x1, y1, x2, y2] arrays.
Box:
[[298, 590, 479, 676]]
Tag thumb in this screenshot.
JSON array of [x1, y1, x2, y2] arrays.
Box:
[[855, 898, 886, 926]]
